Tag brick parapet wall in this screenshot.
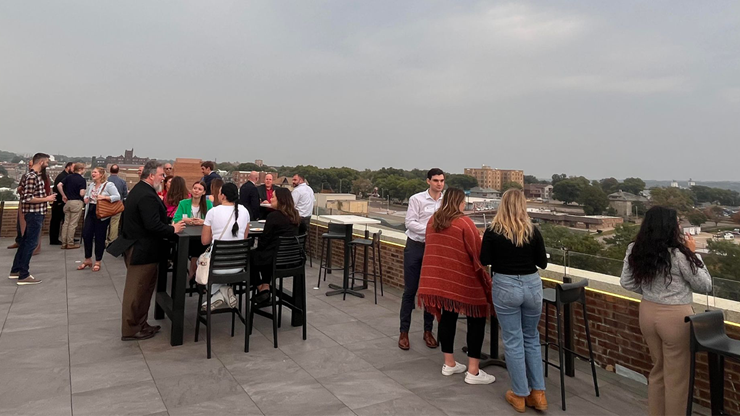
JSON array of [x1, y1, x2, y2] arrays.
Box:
[[1, 204, 85, 239], [308, 223, 740, 412]]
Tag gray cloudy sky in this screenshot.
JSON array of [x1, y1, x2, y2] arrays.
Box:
[[1, 1, 739, 180]]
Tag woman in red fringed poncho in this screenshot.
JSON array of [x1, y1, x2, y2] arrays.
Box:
[[417, 188, 495, 385]]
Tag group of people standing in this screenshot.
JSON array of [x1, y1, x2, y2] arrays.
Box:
[[112, 160, 315, 341], [398, 168, 712, 415]]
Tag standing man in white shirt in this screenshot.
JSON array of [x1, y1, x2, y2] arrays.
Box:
[[399, 168, 445, 351], [292, 174, 315, 226]]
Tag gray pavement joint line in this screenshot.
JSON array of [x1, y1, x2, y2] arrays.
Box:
[[0, 274, 19, 336], [65, 247, 74, 416]]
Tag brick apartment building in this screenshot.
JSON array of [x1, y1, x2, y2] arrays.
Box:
[[464, 165, 524, 190]]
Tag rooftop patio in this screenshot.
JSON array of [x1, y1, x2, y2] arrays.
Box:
[[0, 238, 701, 416]]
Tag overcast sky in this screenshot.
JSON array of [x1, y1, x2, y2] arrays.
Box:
[[1, 1, 739, 180]]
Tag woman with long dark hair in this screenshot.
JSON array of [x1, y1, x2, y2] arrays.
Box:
[[417, 188, 495, 385], [480, 189, 548, 412], [251, 187, 304, 305], [174, 181, 213, 279], [620, 206, 711, 416], [209, 178, 224, 207], [201, 183, 250, 310], [164, 176, 189, 219]]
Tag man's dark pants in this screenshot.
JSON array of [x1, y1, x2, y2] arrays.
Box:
[[49, 200, 64, 244], [121, 247, 159, 337], [399, 238, 434, 333], [10, 213, 44, 279]]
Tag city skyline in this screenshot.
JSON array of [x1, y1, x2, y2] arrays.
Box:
[[2, 2, 739, 181]]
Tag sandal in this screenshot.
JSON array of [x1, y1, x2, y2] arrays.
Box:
[[92, 262, 101, 272], [77, 261, 92, 270]]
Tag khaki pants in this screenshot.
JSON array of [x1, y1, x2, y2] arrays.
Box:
[[107, 212, 122, 245], [61, 200, 84, 246], [121, 247, 159, 337], [639, 300, 694, 416]]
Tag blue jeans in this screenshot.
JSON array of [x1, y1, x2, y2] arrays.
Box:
[[11, 213, 45, 279], [492, 272, 546, 396]]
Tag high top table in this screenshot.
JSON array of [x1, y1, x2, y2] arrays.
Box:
[[320, 215, 381, 299], [155, 221, 302, 347]]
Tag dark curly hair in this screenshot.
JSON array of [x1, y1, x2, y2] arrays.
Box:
[[628, 206, 704, 288]]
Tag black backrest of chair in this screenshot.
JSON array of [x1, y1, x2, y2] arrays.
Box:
[[328, 223, 346, 235], [210, 239, 250, 272], [275, 234, 306, 270], [556, 279, 588, 304], [685, 309, 727, 348], [372, 230, 382, 248]]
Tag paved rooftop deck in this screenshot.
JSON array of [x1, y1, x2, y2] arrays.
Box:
[[0, 238, 681, 416]]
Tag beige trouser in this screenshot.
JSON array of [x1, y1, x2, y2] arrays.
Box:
[[61, 200, 84, 246], [639, 300, 694, 416], [107, 212, 122, 245]]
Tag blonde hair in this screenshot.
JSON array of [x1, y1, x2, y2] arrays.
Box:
[[490, 189, 533, 247], [93, 167, 107, 183]]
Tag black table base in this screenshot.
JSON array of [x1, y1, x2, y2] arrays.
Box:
[[326, 283, 365, 298], [463, 315, 507, 369]]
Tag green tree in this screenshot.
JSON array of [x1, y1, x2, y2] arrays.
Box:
[[0, 190, 18, 201], [551, 173, 567, 186], [686, 210, 708, 227], [599, 178, 620, 195], [621, 177, 646, 195], [552, 179, 583, 204], [351, 178, 373, 196], [524, 175, 547, 184], [236, 162, 266, 172], [539, 223, 604, 254], [11, 156, 22, 163], [705, 240, 740, 299], [0, 166, 8, 177], [501, 181, 523, 192], [578, 185, 609, 215], [703, 205, 725, 227], [216, 162, 236, 172], [0, 176, 14, 188], [650, 187, 694, 213], [446, 174, 478, 191], [603, 223, 639, 259]]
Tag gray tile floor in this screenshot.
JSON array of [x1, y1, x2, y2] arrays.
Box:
[[0, 238, 669, 415]]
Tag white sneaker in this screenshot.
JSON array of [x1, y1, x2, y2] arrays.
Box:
[[442, 362, 467, 376], [222, 286, 238, 309], [464, 369, 496, 385], [8, 272, 19, 279]]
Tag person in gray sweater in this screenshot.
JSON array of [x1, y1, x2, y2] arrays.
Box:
[[620, 206, 712, 416]]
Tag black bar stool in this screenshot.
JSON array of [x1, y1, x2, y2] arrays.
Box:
[[686, 309, 740, 416], [317, 223, 347, 288], [194, 240, 251, 359], [542, 279, 599, 411], [348, 230, 384, 303]]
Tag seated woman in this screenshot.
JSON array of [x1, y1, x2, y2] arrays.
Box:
[[251, 187, 305, 305], [209, 178, 224, 207], [417, 188, 495, 385], [173, 181, 213, 279], [201, 183, 250, 310], [165, 176, 189, 219]]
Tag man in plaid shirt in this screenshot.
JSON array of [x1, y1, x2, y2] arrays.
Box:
[[9, 153, 56, 285]]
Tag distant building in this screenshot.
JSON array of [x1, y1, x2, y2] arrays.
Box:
[[97, 149, 149, 168], [468, 187, 501, 198], [688, 178, 696, 187], [173, 158, 203, 190], [464, 165, 524, 190], [608, 190, 648, 218], [255, 159, 264, 167], [670, 180, 679, 188], [524, 184, 553, 200]]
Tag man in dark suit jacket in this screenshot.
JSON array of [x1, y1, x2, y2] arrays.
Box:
[[239, 171, 261, 220], [116, 161, 185, 341]]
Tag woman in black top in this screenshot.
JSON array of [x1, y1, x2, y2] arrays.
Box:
[[480, 189, 548, 413], [251, 187, 305, 304]]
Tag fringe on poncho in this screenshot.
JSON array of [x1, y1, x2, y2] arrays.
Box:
[[417, 216, 493, 321]]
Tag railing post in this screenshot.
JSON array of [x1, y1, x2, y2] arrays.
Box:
[[563, 248, 575, 377], [0, 201, 4, 237]]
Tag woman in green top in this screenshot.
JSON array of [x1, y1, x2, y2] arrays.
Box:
[[173, 181, 213, 224], [173, 181, 213, 280]]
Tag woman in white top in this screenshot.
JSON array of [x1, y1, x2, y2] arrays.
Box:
[[201, 183, 250, 310], [78, 167, 121, 272]]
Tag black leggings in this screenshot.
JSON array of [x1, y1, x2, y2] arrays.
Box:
[[438, 308, 487, 359]]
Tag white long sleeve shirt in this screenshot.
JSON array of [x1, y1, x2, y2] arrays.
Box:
[[292, 183, 315, 218], [404, 190, 442, 243]]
